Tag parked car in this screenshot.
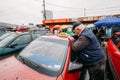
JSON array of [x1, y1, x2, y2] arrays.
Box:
[[0, 35, 83, 80], [106, 32, 120, 80], [0, 32, 39, 55]]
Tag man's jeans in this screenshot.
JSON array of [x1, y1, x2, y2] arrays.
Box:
[[79, 59, 106, 80]]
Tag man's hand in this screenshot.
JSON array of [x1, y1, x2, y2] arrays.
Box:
[[69, 34, 75, 37], [68, 35, 75, 41]]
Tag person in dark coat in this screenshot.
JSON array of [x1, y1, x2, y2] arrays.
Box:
[[68, 21, 106, 80]]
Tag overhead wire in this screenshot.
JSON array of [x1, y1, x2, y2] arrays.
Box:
[[39, 0, 120, 11], [87, 6, 120, 10], [36, 0, 83, 9], [87, 8, 120, 13], [1, 0, 119, 13], [36, 0, 120, 10], [0, 0, 120, 21]]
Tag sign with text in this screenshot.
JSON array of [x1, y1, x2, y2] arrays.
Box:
[[42, 19, 69, 24]]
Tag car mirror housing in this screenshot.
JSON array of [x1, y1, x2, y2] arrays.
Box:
[[68, 62, 83, 73], [8, 44, 17, 48]]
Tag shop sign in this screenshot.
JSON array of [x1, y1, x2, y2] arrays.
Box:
[[42, 19, 69, 24]]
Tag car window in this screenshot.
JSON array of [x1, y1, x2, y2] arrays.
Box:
[[70, 50, 79, 62], [112, 35, 120, 51], [11, 34, 31, 46], [116, 37, 120, 51], [115, 36, 120, 44], [117, 42, 120, 50]]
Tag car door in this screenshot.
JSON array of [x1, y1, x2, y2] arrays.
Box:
[[57, 42, 82, 80], [3, 34, 32, 54], [106, 39, 120, 80]]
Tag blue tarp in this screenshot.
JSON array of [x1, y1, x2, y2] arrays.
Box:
[[94, 17, 120, 27]]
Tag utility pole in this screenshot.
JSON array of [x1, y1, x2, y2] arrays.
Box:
[[43, 0, 46, 20], [84, 8, 86, 17]]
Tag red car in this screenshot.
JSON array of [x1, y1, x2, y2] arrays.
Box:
[[106, 32, 120, 80], [0, 35, 83, 80]]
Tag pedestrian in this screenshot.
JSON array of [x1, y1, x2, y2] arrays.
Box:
[[68, 21, 106, 80], [92, 29, 102, 45], [99, 27, 105, 36], [92, 28, 98, 35]]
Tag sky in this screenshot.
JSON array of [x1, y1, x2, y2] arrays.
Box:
[[0, 0, 120, 25]]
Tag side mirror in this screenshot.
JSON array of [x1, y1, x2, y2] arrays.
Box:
[[8, 43, 17, 48], [68, 62, 83, 73]]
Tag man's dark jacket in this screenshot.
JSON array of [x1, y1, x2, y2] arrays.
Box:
[[72, 28, 106, 66]]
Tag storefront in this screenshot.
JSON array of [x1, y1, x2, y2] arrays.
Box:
[[42, 18, 76, 34]]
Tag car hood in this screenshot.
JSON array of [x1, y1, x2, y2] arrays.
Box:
[[0, 56, 57, 80]]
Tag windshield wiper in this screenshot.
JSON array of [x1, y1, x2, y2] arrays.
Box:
[[18, 55, 39, 69], [17, 55, 26, 64], [29, 60, 39, 68]]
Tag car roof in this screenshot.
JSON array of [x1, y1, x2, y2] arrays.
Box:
[[114, 32, 120, 35], [41, 35, 69, 41]]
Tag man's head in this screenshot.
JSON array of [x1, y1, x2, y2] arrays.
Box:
[[72, 21, 85, 35]]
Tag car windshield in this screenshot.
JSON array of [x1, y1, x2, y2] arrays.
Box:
[[0, 33, 17, 47], [18, 37, 69, 76]]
